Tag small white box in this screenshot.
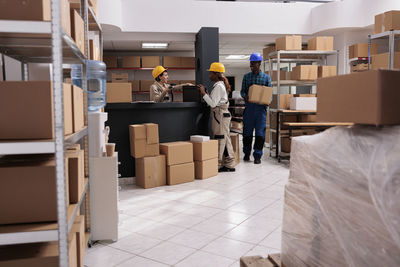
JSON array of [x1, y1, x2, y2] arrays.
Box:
[[190, 135, 210, 143], [290, 97, 317, 111]]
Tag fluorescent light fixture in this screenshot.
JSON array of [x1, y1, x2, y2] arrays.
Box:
[[225, 55, 249, 60], [142, 43, 168, 49]]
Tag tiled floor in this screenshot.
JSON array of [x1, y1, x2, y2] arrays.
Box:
[[84, 152, 289, 267]]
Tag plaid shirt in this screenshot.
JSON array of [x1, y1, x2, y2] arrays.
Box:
[[240, 71, 271, 99]]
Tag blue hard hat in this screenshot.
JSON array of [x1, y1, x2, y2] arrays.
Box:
[[249, 53, 263, 62]]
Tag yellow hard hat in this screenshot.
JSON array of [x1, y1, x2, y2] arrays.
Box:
[[207, 62, 225, 73], [152, 65, 167, 79]]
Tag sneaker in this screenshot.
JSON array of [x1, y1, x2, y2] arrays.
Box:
[[254, 158, 261, 164], [218, 166, 236, 172], [243, 154, 250, 162]]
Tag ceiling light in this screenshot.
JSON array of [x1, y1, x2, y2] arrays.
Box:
[[142, 43, 168, 49], [225, 55, 249, 60]]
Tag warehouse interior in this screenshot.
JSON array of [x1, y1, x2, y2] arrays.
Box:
[[1, 0, 400, 266]]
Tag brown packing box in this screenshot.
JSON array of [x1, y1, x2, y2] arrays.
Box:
[[72, 215, 86, 267], [145, 144, 160, 157], [130, 80, 141, 92], [263, 45, 276, 59], [307, 36, 334, 51], [72, 84, 85, 133], [135, 155, 166, 189], [195, 158, 218, 179], [0, 81, 74, 139], [317, 70, 400, 125], [122, 56, 141, 68], [248, 85, 273, 105], [231, 133, 240, 165], [270, 94, 292, 110], [299, 114, 317, 122], [271, 70, 288, 81], [140, 80, 153, 92], [164, 56, 181, 68], [111, 73, 129, 83], [129, 124, 146, 140], [129, 125, 146, 158], [351, 63, 369, 73], [103, 56, 118, 68], [318, 66, 337, 78], [0, 155, 58, 224], [167, 162, 195, 185], [144, 123, 159, 144], [89, 40, 101, 61], [62, 0, 71, 37], [141, 56, 160, 68], [374, 10, 400, 34], [275, 35, 302, 51], [291, 65, 318, 80], [0, 233, 77, 267], [192, 140, 218, 161], [106, 83, 132, 103], [66, 148, 85, 204], [372, 52, 400, 70], [0, 0, 51, 20], [131, 139, 146, 158], [349, 43, 378, 59], [180, 57, 195, 68], [160, 142, 193, 165], [71, 9, 85, 56], [281, 137, 292, 153]]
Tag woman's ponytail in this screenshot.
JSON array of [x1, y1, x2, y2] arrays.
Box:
[[216, 73, 231, 93]]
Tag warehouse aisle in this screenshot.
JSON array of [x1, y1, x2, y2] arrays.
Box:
[[84, 154, 289, 267]]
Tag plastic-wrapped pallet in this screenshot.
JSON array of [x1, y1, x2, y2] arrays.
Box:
[[282, 125, 400, 267]]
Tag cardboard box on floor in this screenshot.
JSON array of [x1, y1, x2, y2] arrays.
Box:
[[160, 142, 193, 165], [129, 125, 146, 158], [349, 43, 378, 59], [103, 56, 118, 68], [307, 36, 334, 51], [140, 80, 153, 92], [374, 10, 400, 34], [275, 36, 302, 51], [111, 73, 129, 83], [231, 133, 240, 165], [135, 155, 166, 189], [192, 140, 218, 161], [130, 80, 141, 92], [167, 162, 195, 185], [141, 56, 160, 68], [317, 70, 400, 125], [270, 94, 292, 110], [248, 85, 273, 105], [66, 147, 85, 204], [144, 123, 159, 144], [290, 97, 317, 111], [122, 56, 140, 68], [291, 65, 318, 80], [195, 158, 218, 179], [106, 83, 132, 103], [371, 52, 400, 70], [318, 66, 337, 78], [145, 144, 160, 157], [71, 9, 85, 56]]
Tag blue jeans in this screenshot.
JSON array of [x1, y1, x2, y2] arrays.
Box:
[[242, 102, 267, 159]]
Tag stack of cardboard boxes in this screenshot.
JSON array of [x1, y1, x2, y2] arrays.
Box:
[[192, 139, 219, 179]]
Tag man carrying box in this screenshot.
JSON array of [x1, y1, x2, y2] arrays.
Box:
[[240, 53, 271, 164]]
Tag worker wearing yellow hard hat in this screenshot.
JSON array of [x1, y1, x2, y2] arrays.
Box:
[[198, 62, 236, 172], [149, 66, 193, 102]]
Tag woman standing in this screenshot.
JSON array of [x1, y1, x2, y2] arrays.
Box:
[[198, 62, 236, 172]]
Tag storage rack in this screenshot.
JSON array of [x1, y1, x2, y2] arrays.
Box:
[[264, 50, 339, 162], [0, 0, 102, 266], [368, 30, 400, 70], [229, 98, 244, 134]]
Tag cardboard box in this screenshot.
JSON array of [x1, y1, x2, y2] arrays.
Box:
[[71, 10, 85, 56], [111, 73, 129, 83], [0, 0, 52, 21], [248, 85, 273, 105], [129, 124, 146, 158], [160, 142, 193, 166], [66, 148, 85, 204], [164, 56, 181, 68], [62, 0, 71, 37], [290, 97, 317, 111], [131, 139, 146, 158], [231, 121, 243, 130], [141, 56, 160, 68], [371, 52, 400, 70], [291, 65, 318, 80], [130, 80, 141, 92], [192, 140, 218, 161], [281, 137, 291, 153], [317, 70, 400, 125], [270, 94, 292, 110], [144, 123, 159, 144], [271, 70, 288, 81], [129, 124, 146, 139], [270, 113, 298, 130], [180, 57, 195, 68], [318, 66, 337, 78], [0, 233, 77, 267], [231, 133, 240, 165], [122, 56, 140, 68], [106, 83, 132, 103], [103, 56, 118, 68], [374, 10, 400, 34], [135, 155, 166, 189], [72, 215, 86, 267], [308, 36, 334, 51], [145, 144, 160, 157], [140, 80, 154, 92], [0, 81, 75, 139], [89, 40, 101, 61], [263, 45, 276, 59], [167, 162, 195, 185], [351, 63, 369, 73], [0, 155, 58, 224], [72, 85, 85, 133], [275, 36, 302, 51], [349, 43, 378, 59], [195, 158, 218, 179], [299, 114, 317, 122]]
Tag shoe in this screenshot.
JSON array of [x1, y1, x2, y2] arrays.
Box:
[[218, 166, 236, 172], [243, 154, 250, 162], [254, 158, 261, 164]]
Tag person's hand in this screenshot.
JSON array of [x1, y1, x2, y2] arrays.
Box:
[[186, 83, 194, 86], [197, 84, 206, 96]]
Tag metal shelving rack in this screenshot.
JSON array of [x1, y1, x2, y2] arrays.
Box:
[[264, 50, 339, 161], [368, 30, 400, 70], [0, 0, 102, 266]]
